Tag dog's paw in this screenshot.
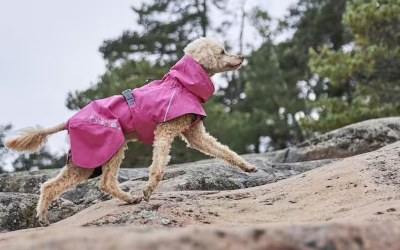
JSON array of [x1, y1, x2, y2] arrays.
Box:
[[38, 217, 50, 227], [244, 165, 259, 173], [127, 196, 142, 205], [143, 187, 152, 202]]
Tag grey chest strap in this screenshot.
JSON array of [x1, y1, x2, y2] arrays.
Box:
[[122, 89, 135, 106]]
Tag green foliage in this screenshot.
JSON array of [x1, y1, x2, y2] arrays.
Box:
[[305, 0, 400, 132], [278, 0, 352, 107], [243, 40, 305, 148], [344, 0, 400, 49], [282, 0, 351, 69], [237, 0, 351, 147], [12, 148, 66, 172], [302, 97, 399, 134], [249, 8, 272, 39], [99, 0, 226, 65], [203, 100, 257, 153]]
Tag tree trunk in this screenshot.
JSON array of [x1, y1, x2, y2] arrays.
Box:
[[202, 0, 207, 37], [292, 113, 305, 143], [237, 2, 246, 99]]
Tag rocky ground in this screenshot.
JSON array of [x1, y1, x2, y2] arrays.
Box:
[[1, 117, 400, 249]]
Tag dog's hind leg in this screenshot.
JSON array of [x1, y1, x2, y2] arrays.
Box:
[[37, 162, 94, 226], [99, 144, 142, 204], [182, 122, 258, 173]]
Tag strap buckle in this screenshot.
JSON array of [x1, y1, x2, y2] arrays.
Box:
[[122, 89, 135, 106]]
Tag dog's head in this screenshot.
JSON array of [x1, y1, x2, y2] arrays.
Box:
[[183, 37, 244, 76]]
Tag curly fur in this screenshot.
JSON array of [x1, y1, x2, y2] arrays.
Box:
[[5, 123, 66, 153], [36, 160, 94, 226], [5, 37, 257, 227], [182, 122, 258, 172], [99, 143, 142, 204], [184, 37, 244, 75]]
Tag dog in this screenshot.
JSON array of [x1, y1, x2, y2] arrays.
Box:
[[5, 37, 259, 227]]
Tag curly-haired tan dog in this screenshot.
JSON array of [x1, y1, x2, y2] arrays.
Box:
[[6, 37, 258, 227]]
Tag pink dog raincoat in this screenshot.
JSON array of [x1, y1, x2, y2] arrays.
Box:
[[66, 55, 215, 168]]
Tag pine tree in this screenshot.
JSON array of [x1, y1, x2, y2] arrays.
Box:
[[235, 0, 351, 149], [305, 0, 400, 132]]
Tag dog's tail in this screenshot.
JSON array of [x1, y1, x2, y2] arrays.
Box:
[[5, 123, 67, 154]]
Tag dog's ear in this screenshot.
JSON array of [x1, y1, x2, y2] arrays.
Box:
[[197, 47, 217, 72]]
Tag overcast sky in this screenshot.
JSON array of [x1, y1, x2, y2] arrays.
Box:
[[0, 0, 296, 170]]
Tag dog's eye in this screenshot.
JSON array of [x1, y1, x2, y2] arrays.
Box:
[[220, 50, 225, 55]]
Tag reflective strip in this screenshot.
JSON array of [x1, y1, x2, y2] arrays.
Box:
[[164, 89, 177, 122]]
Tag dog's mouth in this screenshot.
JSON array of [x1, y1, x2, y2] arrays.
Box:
[[230, 62, 242, 69]]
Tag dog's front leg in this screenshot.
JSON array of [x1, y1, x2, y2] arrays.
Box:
[[182, 122, 258, 173], [143, 115, 192, 202], [142, 136, 173, 202]]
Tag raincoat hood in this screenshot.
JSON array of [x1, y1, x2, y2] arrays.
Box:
[[168, 55, 215, 103]]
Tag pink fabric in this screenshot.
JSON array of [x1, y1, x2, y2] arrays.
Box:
[[67, 55, 214, 168]]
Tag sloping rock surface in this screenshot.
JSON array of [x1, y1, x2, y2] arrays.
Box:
[[272, 117, 400, 163], [2, 222, 400, 250], [0, 117, 399, 247], [0, 158, 335, 231], [0, 141, 397, 241], [0, 193, 80, 232]]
